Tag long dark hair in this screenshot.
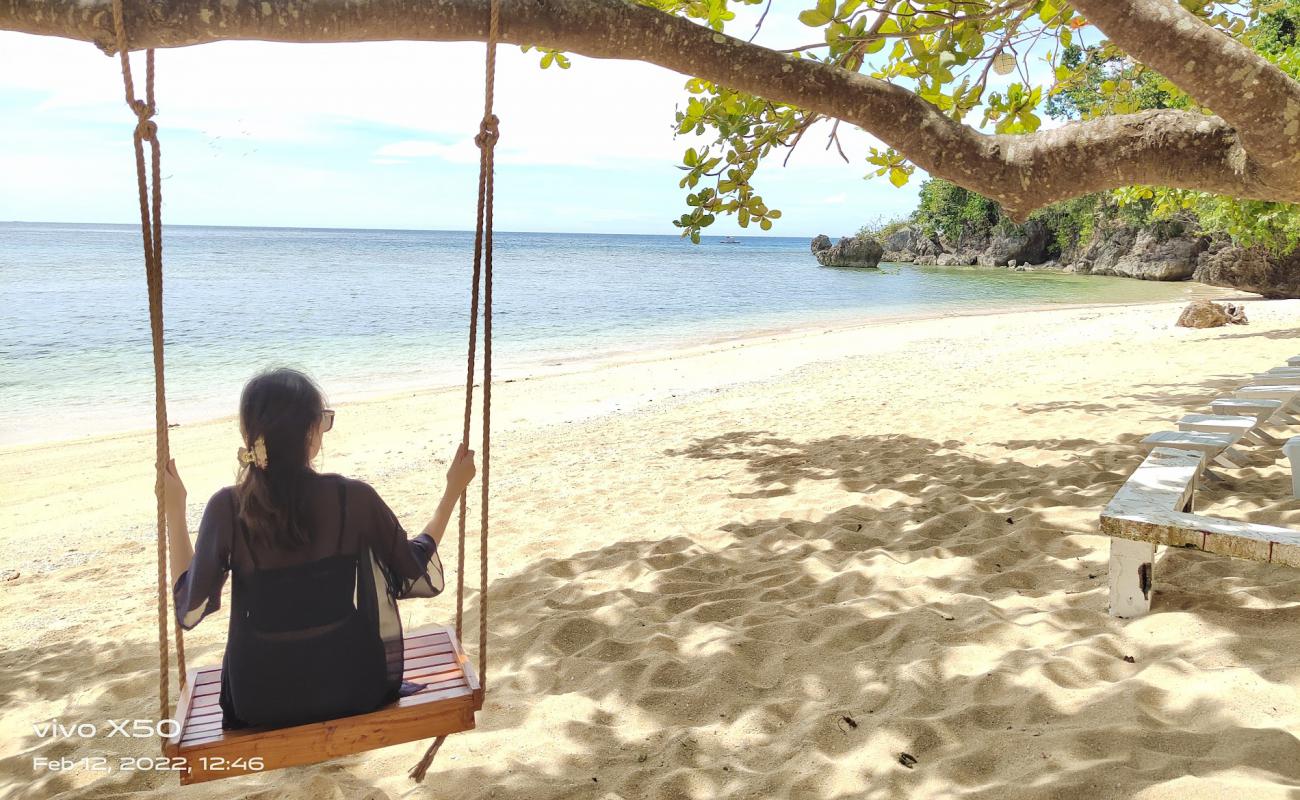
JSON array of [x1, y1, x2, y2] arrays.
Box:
[[234, 368, 326, 549]]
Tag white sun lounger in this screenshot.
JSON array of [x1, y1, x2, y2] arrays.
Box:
[[1211, 397, 1295, 430], [1251, 373, 1300, 386], [1233, 385, 1300, 420], [1101, 447, 1300, 617], [1139, 429, 1244, 471], [1177, 413, 1265, 445]]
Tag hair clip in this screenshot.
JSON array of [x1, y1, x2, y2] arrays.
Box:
[[237, 436, 269, 469]]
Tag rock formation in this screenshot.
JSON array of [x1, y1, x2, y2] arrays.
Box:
[[1175, 300, 1249, 328], [1193, 239, 1300, 299], [1066, 224, 1209, 281], [812, 234, 884, 268]]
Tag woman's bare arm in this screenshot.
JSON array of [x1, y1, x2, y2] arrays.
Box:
[[164, 458, 195, 582], [420, 444, 477, 546]]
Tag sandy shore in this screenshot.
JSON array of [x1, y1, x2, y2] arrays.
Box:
[[3, 295, 1299, 799]]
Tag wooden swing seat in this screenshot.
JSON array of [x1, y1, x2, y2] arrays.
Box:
[[164, 624, 482, 784]]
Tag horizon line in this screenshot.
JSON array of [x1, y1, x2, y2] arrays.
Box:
[[0, 219, 823, 239]]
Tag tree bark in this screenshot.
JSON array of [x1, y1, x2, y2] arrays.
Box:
[[4, 0, 1299, 219], [1071, 0, 1300, 172]]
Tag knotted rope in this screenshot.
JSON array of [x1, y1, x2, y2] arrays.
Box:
[[410, 0, 500, 783], [109, 0, 186, 746]]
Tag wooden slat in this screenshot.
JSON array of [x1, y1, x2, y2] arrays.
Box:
[[395, 684, 476, 708], [402, 632, 450, 651], [1105, 447, 1200, 514], [1140, 429, 1239, 454], [405, 651, 457, 671], [1102, 508, 1300, 566], [192, 669, 221, 689], [164, 624, 479, 784], [166, 667, 204, 752], [405, 665, 464, 683], [1102, 448, 1300, 567]]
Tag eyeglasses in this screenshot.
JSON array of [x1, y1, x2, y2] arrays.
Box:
[[320, 409, 335, 433]]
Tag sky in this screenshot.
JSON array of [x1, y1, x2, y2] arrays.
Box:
[[0, 9, 934, 237]]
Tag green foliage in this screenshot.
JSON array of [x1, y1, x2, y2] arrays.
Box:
[[519, 45, 571, 69], [857, 215, 911, 241], [1252, 0, 1300, 74], [912, 178, 1000, 243], [1044, 44, 1187, 121], [529, 1, 1300, 241], [912, 176, 1300, 262], [1116, 186, 1300, 252], [1049, 3, 1300, 255], [1028, 193, 1098, 258], [669, 79, 786, 241]]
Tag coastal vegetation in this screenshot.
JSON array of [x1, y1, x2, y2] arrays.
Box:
[[841, 1, 1300, 295], [856, 174, 1300, 296]]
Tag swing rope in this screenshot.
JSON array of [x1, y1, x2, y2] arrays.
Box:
[[110, 0, 187, 746], [410, 0, 500, 782]]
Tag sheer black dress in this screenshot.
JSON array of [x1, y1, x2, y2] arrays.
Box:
[[172, 473, 443, 730]]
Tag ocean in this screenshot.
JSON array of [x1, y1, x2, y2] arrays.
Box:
[[0, 222, 1199, 446]]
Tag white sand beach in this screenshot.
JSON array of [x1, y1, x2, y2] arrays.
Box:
[[2, 296, 1299, 800]]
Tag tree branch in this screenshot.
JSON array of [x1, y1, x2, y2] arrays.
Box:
[[3, 0, 1298, 218], [1070, 0, 1300, 170]]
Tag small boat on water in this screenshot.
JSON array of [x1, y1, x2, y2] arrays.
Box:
[[719, 236, 741, 244]]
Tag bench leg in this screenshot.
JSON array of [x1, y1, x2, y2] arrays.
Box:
[[1249, 429, 1283, 446], [1270, 408, 1300, 425], [1284, 441, 1300, 501], [1109, 538, 1156, 618], [1213, 450, 1242, 469]]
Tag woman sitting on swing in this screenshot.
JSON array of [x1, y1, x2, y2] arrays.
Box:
[[162, 367, 477, 730]]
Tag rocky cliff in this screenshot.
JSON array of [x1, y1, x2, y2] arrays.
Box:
[[864, 221, 1300, 297]]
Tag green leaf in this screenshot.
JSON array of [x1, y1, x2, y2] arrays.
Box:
[[798, 9, 831, 26], [889, 167, 909, 187]]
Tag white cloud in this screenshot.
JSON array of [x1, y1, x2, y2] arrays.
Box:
[[0, 6, 939, 233], [0, 34, 694, 165]]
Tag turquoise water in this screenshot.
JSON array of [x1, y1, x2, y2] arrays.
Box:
[[0, 222, 1197, 446]]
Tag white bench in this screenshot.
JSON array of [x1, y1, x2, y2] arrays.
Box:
[[1139, 429, 1244, 470], [1177, 413, 1264, 445], [1251, 373, 1300, 385], [1211, 398, 1292, 435], [1212, 397, 1283, 418], [1233, 385, 1300, 421], [1101, 447, 1300, 617]]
